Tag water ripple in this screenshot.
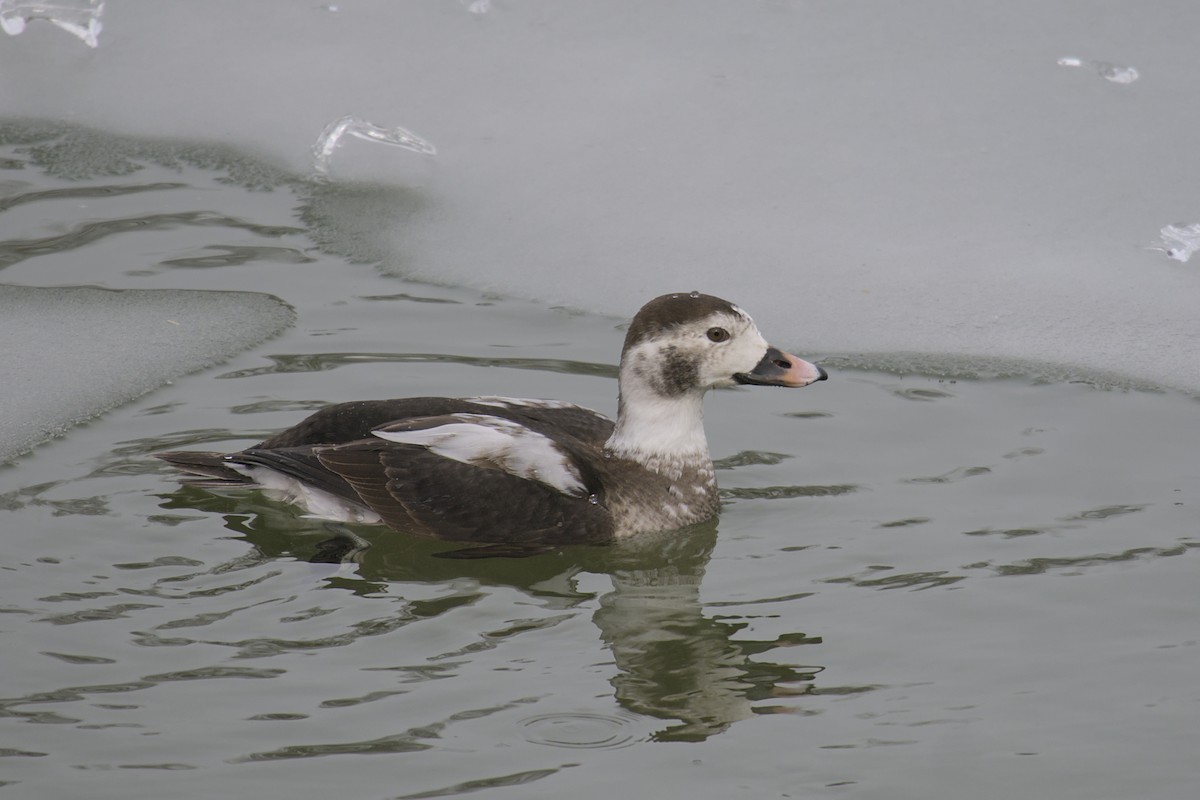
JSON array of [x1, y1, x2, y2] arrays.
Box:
[[519, 711, 642, 749]]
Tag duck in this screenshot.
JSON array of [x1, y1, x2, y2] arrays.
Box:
[[157, 292, 827, 547]]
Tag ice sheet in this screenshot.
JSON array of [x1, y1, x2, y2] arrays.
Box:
[[1, 1, 1199, 392], [0, 286, 293, 461]]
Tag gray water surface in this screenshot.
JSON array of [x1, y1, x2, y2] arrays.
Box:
[[1, 124, 1196, 800]]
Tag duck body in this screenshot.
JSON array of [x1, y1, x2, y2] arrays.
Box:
[[158, 293, 826, 545]]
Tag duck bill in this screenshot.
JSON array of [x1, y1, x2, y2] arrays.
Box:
[[734, 346, 828, 388]]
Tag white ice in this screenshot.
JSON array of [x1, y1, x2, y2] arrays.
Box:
[[0, 286, 293, 461], [0, 0, 103, 48], [1, 1, 1199, 392]]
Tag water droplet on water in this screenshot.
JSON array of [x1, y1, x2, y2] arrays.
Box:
[[519, 712, 641, 749]]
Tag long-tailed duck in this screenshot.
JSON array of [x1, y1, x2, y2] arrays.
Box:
[[157, 292, 826, 546]]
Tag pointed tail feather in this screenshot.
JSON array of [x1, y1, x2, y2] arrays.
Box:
[[155, 451, 254, 487]]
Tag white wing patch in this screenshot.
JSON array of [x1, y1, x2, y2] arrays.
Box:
[[372, 414, 588, 498], [227, 463, 382, 524]]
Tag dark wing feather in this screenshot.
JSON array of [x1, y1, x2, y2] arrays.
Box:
[[256, 398, 614, 449], [231, 446, 364, 505], [317, 442, 614, 545]]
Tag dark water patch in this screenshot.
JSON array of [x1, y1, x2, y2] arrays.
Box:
[[1063, 504, 1146, 521], [825, 568, 965, 591], [155, 607, 254, 631], [192, 602, 482, 659], [484, 614, 575, 641], [246, 712, 309, 721], [0, 481, 60, 512], [84, 458, 166, 479], [159, 245, 316, 269], [0, 748, 48, 757], [0, 211, 302, 270], [142, 666, 285, 682], [278, 606, 338, 623], [394, 767, 567, 800], [38, 603, 162, 626], [904, 466, 991, 484], [38, 590, 121, 603], [146, 569, 283, 601], [359, 292, 463, 304], [320, 690, 408, 709], [878, 517, 932, 528], [722, 484, 858, 500], [809, 684, 882, 697], [713, 450, 792, 469], [360, 663, 464, 684], [137, 401, 186, 417], [113, 556, 205, 570], [112, 429, 266, 456], [228, 398, 332, 415], [234, 726, 437, 761], [40, 652, 118, 666], [1003, 447, 1044, 459], [129, 632, 194, 648], [986, 544, 1194, 576], [963, 528, 1046, 538], [217, 352, 618, 380], [889, 386, 957, 402], [707, 592, 815, 607], [0, 181, 187, 213]]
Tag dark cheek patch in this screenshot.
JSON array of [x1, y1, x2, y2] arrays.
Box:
[[658, 345, 698, 396]]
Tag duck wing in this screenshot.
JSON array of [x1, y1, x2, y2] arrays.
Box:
[[316, 413, 614, 544], [256, 397, 613, 450]]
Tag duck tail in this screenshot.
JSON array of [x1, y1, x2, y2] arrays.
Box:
[[155, 451, 254, 487]]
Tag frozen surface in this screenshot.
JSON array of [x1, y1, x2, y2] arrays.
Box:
[[0, 285, 293, 461], [0, 0, 103, 47], [0, 0, 1198, 395], [311, 115, 436, 177]]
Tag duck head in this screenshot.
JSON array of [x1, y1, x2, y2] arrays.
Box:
[[619, 291, 826, 396], [607, 292, 826, 462]]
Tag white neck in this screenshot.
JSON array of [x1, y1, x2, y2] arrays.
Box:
[[605, 376, 710, 467]]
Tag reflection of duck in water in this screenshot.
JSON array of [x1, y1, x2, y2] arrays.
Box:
[[158, 292, 826, 547], [162, 498, 827, 744]]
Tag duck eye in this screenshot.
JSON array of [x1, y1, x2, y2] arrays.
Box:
[[706, 327, 730, 343]]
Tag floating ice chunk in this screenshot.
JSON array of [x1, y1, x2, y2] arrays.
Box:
[[1096, 62, 1139, 84], [311, 115, 436, 176], [0, 0, 103, 48], [0, 285, 294, 462], [1057, 56, 1139, 84], [1150, 223, 1200, 263]]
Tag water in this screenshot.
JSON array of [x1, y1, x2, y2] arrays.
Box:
[[1, 128, 1197, 799]]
